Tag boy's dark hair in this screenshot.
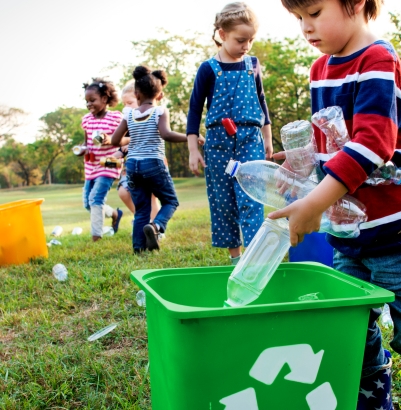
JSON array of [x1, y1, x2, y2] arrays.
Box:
[[281, 0, 383, 20], [82, 77, 119, 107], [133, 66, 168, 99]]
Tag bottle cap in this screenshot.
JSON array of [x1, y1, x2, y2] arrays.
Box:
[[225, 160, 240, 177]]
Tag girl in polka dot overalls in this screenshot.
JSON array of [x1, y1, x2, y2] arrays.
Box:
[[187, 2, 273, 265]]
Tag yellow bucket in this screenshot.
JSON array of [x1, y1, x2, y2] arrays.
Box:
[[0, 199, 48, 266]]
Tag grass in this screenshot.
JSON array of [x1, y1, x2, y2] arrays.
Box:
[[0, 180, 400, 409]]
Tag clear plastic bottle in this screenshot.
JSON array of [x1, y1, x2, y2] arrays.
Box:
[[51, 226, 63, 237], [225, 159, 367, 239], [280, 120, 318, 178], [52, 263, 68, 281], [311, 106, 401, 186], [224, 218, 291, 307], [136, 290, 146, 307], [380, 303, 394, 328]]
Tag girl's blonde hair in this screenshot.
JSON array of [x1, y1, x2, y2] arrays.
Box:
[[213, 2, 259, 47], [121, 80, 136, 97], [281, 0, 383, 21]]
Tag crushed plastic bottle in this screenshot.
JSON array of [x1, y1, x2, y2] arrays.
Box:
[[87, 323, 118, 341], [52, 263, 68, 281], [51, 226, 63, 237], [280, 120, 318, 178], [102, 226, 115, 236], [312, 106, 401, 186], [71, 227, 83, 235], [136, 290, 146, 307], [49, 239, 62, 246], [311, 106, 350, 153], [380, 303, 394, 328], [224, 218, 291, 307], [226, 159, 367, 239]]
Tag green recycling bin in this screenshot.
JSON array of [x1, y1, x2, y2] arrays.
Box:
[[130, 263, 394, 410]]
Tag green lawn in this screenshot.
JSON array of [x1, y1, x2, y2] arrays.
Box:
[[0, 180, 400, 409]]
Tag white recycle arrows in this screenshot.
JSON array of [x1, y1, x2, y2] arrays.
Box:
[[219, 388, 258, 409], [250, 344, 324, 385], [220, 344, 337, 410]]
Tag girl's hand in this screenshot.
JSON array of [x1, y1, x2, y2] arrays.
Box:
[[198, 134, 205, 146], [101, 133, 111, 145], [268, 198, 322, 246], [189, 150, 206, 176]]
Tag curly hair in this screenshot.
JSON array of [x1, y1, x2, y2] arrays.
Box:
[[133, 66, 168, 99], [82, 77, 119, 107], [280, 0, 383, 20], [212, 2, 259, 47]]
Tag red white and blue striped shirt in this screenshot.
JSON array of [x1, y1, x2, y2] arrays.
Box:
[[81, 111, 123, 180], [310, 40, 401, 257]]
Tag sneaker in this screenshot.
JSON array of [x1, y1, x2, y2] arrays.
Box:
[[357, 349, 393, 410], [143, 222, 160, 251], [112, 208, 123, 233]]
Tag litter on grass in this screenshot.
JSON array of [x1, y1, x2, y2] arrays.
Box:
[[87, 323, 119, 341]]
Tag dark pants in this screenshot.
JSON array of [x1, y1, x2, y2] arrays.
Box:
[[126, 158, 179, 251]]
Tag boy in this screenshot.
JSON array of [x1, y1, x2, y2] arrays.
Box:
[[271, 0, 401, 408]]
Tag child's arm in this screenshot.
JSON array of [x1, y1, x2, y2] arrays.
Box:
[[262, 124, 273, 159], [111, 120, 128, 146], [268, 174, 348, 246], [188, 134, 206, 176], [158, 109, 187, 142]]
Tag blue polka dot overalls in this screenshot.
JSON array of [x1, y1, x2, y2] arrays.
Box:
[[204, 55, 265, 248]]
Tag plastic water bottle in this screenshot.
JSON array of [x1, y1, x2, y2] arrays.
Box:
[[380, 304, 394, 328], [311, 106, 351, 153], [280, 120, 318, 178], [225, 159, 367, 239], [136, 290, 146, 307], [51, 226, 63, 237], [71, 227, 83, 235], [224, 218, 291, 307], [312, 106, 401, 186], [52, 263, 68, 281]]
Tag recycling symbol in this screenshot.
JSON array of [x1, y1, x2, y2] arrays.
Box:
[[219, 344, 337, 410]]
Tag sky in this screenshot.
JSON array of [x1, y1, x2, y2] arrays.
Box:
[[1, 0, 401, 143]]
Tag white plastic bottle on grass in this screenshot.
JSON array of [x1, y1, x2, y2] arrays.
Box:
[[52, 264, 68, 281]]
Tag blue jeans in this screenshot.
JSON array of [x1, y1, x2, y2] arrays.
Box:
[[83, 176, 115, 210], [125, 158, 179, 251], [334, 249, 401, 377]]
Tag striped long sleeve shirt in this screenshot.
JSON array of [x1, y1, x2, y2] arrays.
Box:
[[310, 40, 401, 257]]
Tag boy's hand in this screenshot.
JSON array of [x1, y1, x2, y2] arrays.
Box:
[[268, 198, 322, 246]]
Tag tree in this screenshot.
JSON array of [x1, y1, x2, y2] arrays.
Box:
[[0, 106, 27, 142], [255, 37, 318, 152], [0, 138, 40, 186], [38, 107, 86, 183], [389, 12, 401, 56], [118, 31, 213, 176]]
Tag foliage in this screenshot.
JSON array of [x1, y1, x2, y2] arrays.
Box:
[[255, 37, 318, 151], [0, 138, 41, 186], [0, 106, 27, 142], [120, 31, 213, 177], [389, 12, 401, 56], [38, 107, 87, 184]]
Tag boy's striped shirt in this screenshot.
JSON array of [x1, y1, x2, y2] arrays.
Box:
[[310, 40, 401, 257]]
